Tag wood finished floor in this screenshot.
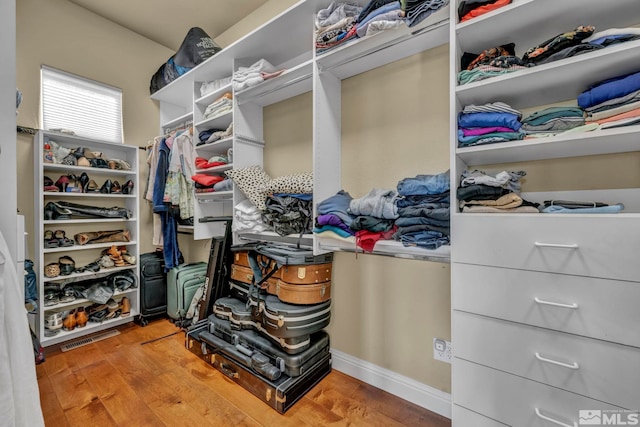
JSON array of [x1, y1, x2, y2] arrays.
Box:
[[37, 318, 452, 427]]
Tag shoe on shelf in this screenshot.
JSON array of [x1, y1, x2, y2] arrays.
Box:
[[55, 175, 70, 192], [59, 286, 76, 303], [120, 297, 131, 317], [111, 180, 122, 194], [76, 307, 88, 328], [43, 230, 59, 248], [58, 256, 76, 276], [44, 289, 60, 306], [122, 180, 135, 195], [98, 255, 115, 269], [54, 229, 74, 247], [45, 312, 63, 330], [100, 179, 113, 194], [85, 179, 99, 192], [44, 263, 61, 278], [63, 309, 77, 331], [79, 172, 90, 193]]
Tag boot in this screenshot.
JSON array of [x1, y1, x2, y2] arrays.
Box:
[[75, 307, 88, 328], [56, 201, 132, 219], [63, 309, 77, 331], [74, 230, 130, 245]]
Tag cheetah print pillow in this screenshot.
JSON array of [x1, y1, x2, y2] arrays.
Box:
[[266, 172, 313, 194], [225, 165, 272, 211]]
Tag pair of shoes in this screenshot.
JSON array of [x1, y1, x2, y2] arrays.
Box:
[[44, 289, 60, 306], [44, 202, 72, 220], [43, 176, 59, 192], [43, 230, 60, 248], [107, 159, 131, 170], [59, 286, 76, 303], [100, 179, 122, 194], [45, 312, 64, 330], [52, 230, 74, 247]]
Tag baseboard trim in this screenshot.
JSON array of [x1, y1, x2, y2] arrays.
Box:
[[331, 349, 452, 419]]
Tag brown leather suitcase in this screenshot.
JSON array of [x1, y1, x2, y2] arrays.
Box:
[[230, 264, 279, 295], [233, 251, 279, 274], [274, 279, 331, 305], [279, 263, 332, 284]]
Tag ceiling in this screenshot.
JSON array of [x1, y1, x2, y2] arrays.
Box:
[[68, 0, 269, 51]]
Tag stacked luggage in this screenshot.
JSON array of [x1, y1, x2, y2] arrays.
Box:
[[186, 243, 333, 413]]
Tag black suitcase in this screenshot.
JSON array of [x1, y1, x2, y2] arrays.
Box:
[[254, 294, 332, 341], [212, 296, 256, 330], [206, 314, 330, 378], [138, 250, 167, 326], [210, 346, 331, 414]]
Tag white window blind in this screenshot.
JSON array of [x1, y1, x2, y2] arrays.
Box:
[[41, 66, 123, 143]]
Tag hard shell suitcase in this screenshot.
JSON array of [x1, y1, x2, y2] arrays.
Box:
[[138, 250, 167, 325], [167, 262, 207, 320], [255, 243, 333, 266], [206, 314, 330, 378], [208, 346, 332, 414], [279, 263, 332, 284], [230, 264, 278, 296], [253, 294, 331, 341], [273, 279, 332, 305], [212, 296, 256, 329]]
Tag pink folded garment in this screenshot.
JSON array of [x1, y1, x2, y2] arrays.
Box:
[[191, 174, 225, 187]]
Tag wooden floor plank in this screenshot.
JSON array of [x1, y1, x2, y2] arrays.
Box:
[[38, 319, 452, 427]]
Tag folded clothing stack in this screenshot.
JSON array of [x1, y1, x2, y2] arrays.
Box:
[[232, 59, 285, 92]]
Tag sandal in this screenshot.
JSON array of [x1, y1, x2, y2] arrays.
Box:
[[58, 256, 76, 276], [43, 230, 59, 248], [54, 230, 75, 247]]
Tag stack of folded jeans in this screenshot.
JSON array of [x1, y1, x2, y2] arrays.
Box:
[[393, 170, 450, 250]]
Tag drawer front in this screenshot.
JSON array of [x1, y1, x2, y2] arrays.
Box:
[[454, 311, 640, 409], [453, 405, 508, 427], [454, 359, 623, 427], [452, 263, 640, 347], [453, 214, 640, 281]]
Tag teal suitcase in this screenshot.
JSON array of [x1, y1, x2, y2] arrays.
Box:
[[167, 262, 207, 320]]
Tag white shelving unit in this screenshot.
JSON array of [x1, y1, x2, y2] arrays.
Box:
[[34, 131, 140, 346], [449, 0, 640, 424], [151, 0, 452, 260]]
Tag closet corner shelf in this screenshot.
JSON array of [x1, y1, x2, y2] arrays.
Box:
[[316, 236, 451, 263], [315, 5, 449, 80], [235, 60, 313, 107], [195, 112, 233, 131]]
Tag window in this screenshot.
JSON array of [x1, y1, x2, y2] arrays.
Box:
[[40, 66, 123, 143]]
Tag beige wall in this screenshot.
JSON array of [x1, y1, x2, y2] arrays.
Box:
[[16, 0, 173, 256]]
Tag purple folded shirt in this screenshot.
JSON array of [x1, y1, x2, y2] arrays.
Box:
[[461, 126, 516, 136], [316, 213, 355, 235]]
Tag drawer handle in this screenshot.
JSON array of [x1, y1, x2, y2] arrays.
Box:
[[534, 408, 577, 427], [535, 352, 579, 370], [534, 297, 578, 309], [534, 242, 578, 249]]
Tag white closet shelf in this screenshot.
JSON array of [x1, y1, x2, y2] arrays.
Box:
[[43, 164, 135, 176], [236, 60, 313, 107], [316, 5, 449, 80], [316, 236, 451, 263], [195, 164, 232, 174], [42, 264, 138, 283], [196, 191, 233, 200], [42, 288, 137, 310], [41, 310, 138, 346], [194, 137, 233, 156], [457, 125, 640, 165], [161, 111, 193, 131], [150, 0, 327, 106], [43, 241, 137, 254], [44, 192, 136, 199], [177, 225, 194, 234], [195, 111, 232, 131], [195, 83, 233, 107], [456, 40, 640, 109], [238, 231, 314, 247], [44, 218, 136, 225], [455, 0, 640, 55]]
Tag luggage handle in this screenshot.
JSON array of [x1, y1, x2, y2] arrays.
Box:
[[220, 363, 239, 379]]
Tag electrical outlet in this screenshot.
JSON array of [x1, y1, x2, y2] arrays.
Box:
[[433, 338, 452, 364]]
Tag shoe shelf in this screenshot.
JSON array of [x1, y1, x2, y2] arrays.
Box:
[[43, 163, 134, 176], [43, 192, 136, 198], [42, 264, 137, 284], [42, 310, 138, 347], [43, 241, 137, 254], [44, 218, 137, 225], [35, 130, 140, 346], [43, 287, 138, 311]]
